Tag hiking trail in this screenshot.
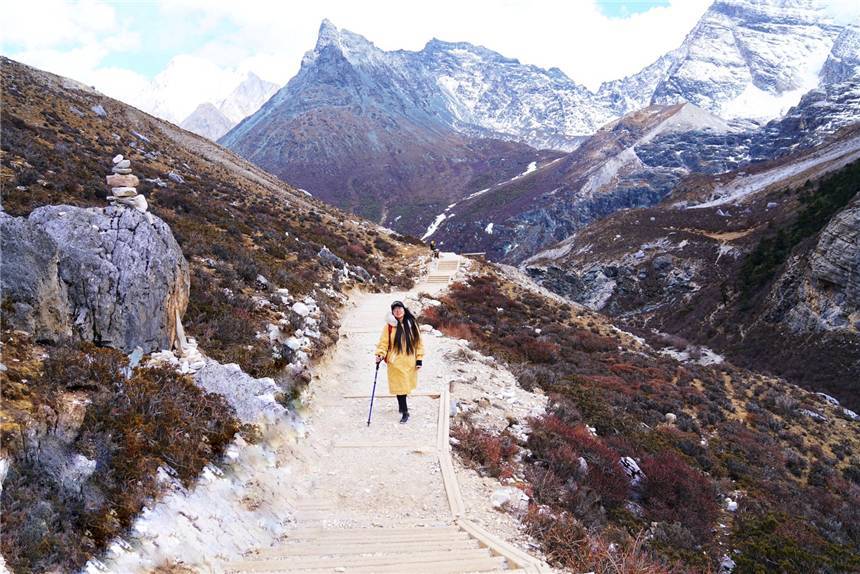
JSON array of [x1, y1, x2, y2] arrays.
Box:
[[225, 253, 551, 573], [96, 254, 552, 574]]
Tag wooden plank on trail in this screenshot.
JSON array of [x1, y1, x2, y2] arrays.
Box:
[[333, 442, 435, 450], [456, 518, 548, 573], [230, 547, 492, 570], [342, 392, 441, 399]]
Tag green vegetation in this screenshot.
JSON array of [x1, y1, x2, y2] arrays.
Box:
[[739, 159, 860, 300]]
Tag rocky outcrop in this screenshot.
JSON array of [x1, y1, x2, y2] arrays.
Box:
[[783, 197, 860, 332], [435, 80, 860, 262], [1, 205, 189, 353]]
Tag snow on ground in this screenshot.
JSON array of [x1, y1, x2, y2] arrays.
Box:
[[92, 414, 305, 573], [421, 212, 448, 240], [689, 134, 860, 209], [640, 103, 733, 145], [659, 345, 725, 366], [485, 222, 494, 234], [464, 158, 556, 202]]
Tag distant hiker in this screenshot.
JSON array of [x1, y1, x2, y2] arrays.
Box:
[[429, 240, 440, 259], [375, 300, 424, 423]]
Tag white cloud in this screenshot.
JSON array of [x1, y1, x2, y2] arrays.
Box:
[[155, 0, 712, 89], [821, 0, 860, 25]]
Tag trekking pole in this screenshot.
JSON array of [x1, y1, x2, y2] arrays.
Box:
[[367, 361, 381, 426]]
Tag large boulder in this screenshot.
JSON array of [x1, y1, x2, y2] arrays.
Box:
[[0, 213, 72, 340], [1, 205, 189, 352]]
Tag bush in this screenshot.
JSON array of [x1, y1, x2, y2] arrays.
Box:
[[451, 423, 518, 478], [528, 416, 629, 510], [524, 507, 677, 574], [1, 351, 240, 573], [731, 512, 860, 573], [640, 452, 718, 540]]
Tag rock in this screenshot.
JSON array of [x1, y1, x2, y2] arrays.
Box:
[[115, 159, 130, 169], [113, 195, 148, 212], [13, 205, 190, 353], [168, 171, 185, 184], [292, 302, 310, 317], [725, 497, 738, 512], [348, 264, 371, 282], [106, 174, 139, 187], [112, 167, 133, 175], [420, 324, 434, 333], [111, 186, 138, 197], [319, 246, 345, 269], [620, 456, 644, 485], [112, 154, 124, 164], [194, 361, 285, 423], [0, 213, 72, 340], [665, 412, 677, 424], [490, 488, 513, 509]]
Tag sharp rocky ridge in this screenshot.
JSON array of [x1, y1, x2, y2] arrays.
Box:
[[224, 2, 855, 156]]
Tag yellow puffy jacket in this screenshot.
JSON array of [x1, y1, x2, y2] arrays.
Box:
[[375, 322, 424, 395]]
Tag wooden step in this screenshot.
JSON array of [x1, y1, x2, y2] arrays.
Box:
[[230, 555, 507, 574], [278, 526, 461, 538], [229, 548, 494, 571], [252, 538, 481, 558], [277, 531, 471, 545]]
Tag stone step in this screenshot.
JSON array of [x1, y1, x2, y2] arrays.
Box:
[[230, 548, 494, 571]]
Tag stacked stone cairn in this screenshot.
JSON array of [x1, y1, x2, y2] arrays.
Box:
[[106, 154, 153, 223]]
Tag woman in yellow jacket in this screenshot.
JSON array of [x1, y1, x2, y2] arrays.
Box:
[[375, 300, 424, 423]]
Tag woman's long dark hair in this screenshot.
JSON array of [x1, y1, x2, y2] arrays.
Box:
[[393, 307, 421, 356]]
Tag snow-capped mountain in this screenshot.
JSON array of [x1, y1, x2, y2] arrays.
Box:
[[180, 103, 235, 141], [820, 25, 860, 84], [599, 0, 844, 122], [180, 72, 279, 140], [134, 55, 245, 124], [432, 78, 860, 262], [220, 20, 557, 231], [216, 72, 279, 124]]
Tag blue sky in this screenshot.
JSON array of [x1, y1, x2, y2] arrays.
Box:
[[597, 0, 670, 18]]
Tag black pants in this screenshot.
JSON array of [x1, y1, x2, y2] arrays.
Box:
[[397, 394, 408, 413]]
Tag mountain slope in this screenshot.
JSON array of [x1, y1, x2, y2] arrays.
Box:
[[598, 0, 843, 120], [220, 22, 559, 234], [433, 79, 860, 262], [524, 125, 860, 409]]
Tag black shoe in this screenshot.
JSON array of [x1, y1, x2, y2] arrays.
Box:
[[400, 412, 410, 424]]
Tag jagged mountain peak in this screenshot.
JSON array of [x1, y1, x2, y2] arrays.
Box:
[[422, 38, 521, 65], [311, 19, 380, 62]]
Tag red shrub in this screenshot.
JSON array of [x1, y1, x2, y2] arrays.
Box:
[[528, 416, 629, 508], [451, 423, 518, 478], [521, 338, 560, 364], [640, 452, 719, 539]]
